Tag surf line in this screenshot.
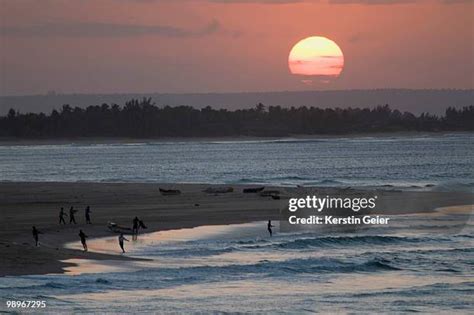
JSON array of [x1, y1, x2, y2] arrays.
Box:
[[288, 215, 390, 225]]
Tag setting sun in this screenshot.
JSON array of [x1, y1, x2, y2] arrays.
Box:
[[289, 36, 344, 82]]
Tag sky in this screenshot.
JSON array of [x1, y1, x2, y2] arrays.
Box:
[[0, 0, 473, 95]]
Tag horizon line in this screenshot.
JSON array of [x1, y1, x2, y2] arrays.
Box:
[[1, 88, 473, 98]]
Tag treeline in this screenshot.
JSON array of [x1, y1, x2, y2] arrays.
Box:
[[0, 98, 473, 138]]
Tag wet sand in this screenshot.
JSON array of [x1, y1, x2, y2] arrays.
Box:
[[0, 182, 472, 276]]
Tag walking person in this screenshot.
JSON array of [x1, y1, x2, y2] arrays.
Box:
[[69, 206, 77, 224], [267, 220, 274, 237], [79, 229, 88, 252], [85, 206, 92, 224], [32, 226, 42, 246], [132, 216, 139, 235], [59, 207, 67, 224], [118, 233, 129, 253]]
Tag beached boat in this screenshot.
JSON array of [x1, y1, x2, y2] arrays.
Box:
[[159, 188, 181, 195], [243, 187, 265, 193], [203, 187, 234, 193], [107, 222, 133, 234], [260, 190, 280, 197]]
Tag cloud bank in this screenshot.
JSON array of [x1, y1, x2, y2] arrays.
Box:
[[1, 19, 221, 38], [211, 0, 470, 3]]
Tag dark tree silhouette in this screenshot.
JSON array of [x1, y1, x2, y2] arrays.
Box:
[[0, 98, 472, 138]]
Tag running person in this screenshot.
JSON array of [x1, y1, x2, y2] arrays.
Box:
[[118, 233, 129, 253], [78, 230, 88, 251]]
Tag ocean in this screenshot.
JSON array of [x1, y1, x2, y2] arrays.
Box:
[[0, 133, 473, 189], [0, 133, 473, 313], [0, 212, 473, 313]]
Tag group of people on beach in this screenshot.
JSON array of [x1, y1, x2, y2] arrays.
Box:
[[32, 208, 275, 254], [32, 206, 147, 254], [59, 206, 92, 225], [75, 229, 130, 253]]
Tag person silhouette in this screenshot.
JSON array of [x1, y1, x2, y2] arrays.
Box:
[[32, 226, 42, 246], [85, 206, 92, 224], [59, 207, 67, 224], [132, 216, 139, 235], [79, 230, 88, 251], [118, 233, 129, 253], [69, 206, 78, 224], [267, 220, 274, 237]]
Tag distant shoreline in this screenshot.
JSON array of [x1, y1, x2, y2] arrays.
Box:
[[0, 131, 471, 146], [1, 89, 473, 116]]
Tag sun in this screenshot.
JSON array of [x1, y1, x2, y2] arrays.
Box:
[[288, 36, 344, 83]]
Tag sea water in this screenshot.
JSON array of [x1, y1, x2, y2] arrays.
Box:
[[0, 133, 473, 313], [0, 133, 473, 189], [0, 210, 472, 313]]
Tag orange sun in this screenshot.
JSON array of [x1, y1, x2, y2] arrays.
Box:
[[288, 36, 344, 83]]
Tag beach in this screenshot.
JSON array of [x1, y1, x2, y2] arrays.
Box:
[[0, 134, 472, 312], [0, 182, 282, 276], [0, 181, 472, 277]]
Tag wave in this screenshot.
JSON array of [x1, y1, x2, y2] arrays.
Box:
[[0, 281, 69, 291], [248, 257, 400, 274], [144, 235, 448, 259], [252, 235, 441, 250], [349, 281, 474, 299], [145, 245, 238, 257], [455, 234, 474, 239], [0, 257, 399, 298], [233, 176, 346, 186], [205, 136, 464, 145], [234, 175, 311, 182], [232, 176, 473, 189], [432, 181, 474, 192], [134, 256, 402, 278], [207, 138, 331, 145], [95, 278, 111, 284], [0, 277, 115, 292]]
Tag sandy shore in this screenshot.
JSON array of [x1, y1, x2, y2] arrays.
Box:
[[0, 182, 472, 277]]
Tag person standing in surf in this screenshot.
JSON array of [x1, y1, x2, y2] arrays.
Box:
[[79, 229, 88, 252], [132, 216, 139, 235], [267, 220, 274, 237], [118, 233, 129, 253]]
